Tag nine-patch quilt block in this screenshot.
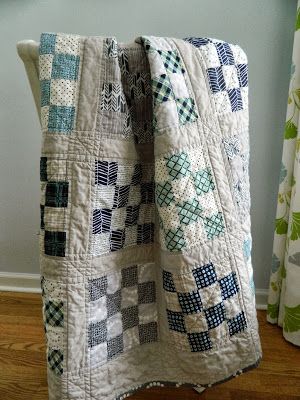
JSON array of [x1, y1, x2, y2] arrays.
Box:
[[36, 32, 262, 400]]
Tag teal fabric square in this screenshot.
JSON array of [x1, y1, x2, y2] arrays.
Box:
[[177, 198, 202, 225], [40, 33, 57, 55], [40, 80, 51, 107], [51, 53, 80, 81], [193, 167, 215, 195], [165, 227, 186, 251], [48, 105, 75, 133], [165, 152, 191, 180], [204, 212, 224, 240]]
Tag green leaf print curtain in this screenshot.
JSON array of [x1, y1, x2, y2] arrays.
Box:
[[267, 2, 300, 346]]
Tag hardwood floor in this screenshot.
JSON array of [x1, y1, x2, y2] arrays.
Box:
[[0, 291, 299, 400]]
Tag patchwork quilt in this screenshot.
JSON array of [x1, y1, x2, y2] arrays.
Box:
[[38, 32, 262, 400]]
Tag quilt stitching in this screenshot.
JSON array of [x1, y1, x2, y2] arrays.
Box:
[[162, 262, 247, 352]]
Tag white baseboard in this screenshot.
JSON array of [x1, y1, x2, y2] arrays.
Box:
[[0, 272, 41, 293], [0, 272, 269, 309]]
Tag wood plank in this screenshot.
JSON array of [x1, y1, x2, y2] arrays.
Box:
[[0, 292, 300, 400]]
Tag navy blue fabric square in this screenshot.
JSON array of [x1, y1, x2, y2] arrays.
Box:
[[228, 311, 247, 336], [89, 276, 108, 301], [122, 305, 139, 330], [207, 67, 226, 94], [187, 331, 212, 352], [88, 320, 107, 348], [193, 262, 217, 289], [141, 182, 155, 204], [125, 205, 139, 227], [138, 281, 156, 304], [95, 161, 118, 186], [44, 231, 66, 257], [178, 290, 202, 315], [138, 321, 158, 344], [107, 334, 123, 359], [228, 88, 243, 112], [166, 310, 186, 333], [183, 37, 211, 47], [219, 272, 239, 300], [113, 185, 130, 209], [110, 229, 125, 251], [137, 223, 154, 244], [131, 164, 142, 185], [237, 64, 248, 87], [121, 265, 138, 287], [215, 42, 235, 65], [40, 205, 45, 230], [40, 157, 48, 182], [93, 209, 112, 234], [204, 302, 226, 330], [107, 289, 122, 317], [162, 270, 176, 292]]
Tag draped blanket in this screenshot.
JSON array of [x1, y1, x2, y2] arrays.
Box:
[[38, 32, 262, 400]]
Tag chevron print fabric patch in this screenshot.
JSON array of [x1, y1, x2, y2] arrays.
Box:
[[100, 83, 127, 113]]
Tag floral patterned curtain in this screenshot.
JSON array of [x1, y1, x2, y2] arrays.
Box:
[[267, 2, 300, 346]]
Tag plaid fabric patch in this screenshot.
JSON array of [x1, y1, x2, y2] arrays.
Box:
[[44, 231, 66, 257], [228, 311, 247, 336], [157, 50, 185, 74], [165, 152, 191, 180], [45, 181, 69, 207], [175, 98, 198, 125], [47, 348, 63, 375], [193, 168, 215, 195], [204, 212, 225, 240], [151, 74, 174, 104], [155, 181, 175, 207], [44, 300, 64, 327]]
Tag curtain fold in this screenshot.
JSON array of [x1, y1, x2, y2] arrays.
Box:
[[267, 1, 300, 346]]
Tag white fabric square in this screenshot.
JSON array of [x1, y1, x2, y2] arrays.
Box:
[[231, 44, 248, 64], [107, 312, 123, 340], [209, 321, 228, 343], [116, 165, 135, 186], [183, 219, 206, 248], [91, 232, 110, 256], [39, 54, 53, 80], [111, 208, 127, 230], [90, 342, 107, 366], [147, 51, 166, 76], [121, 286, 138, 308], [55, 34, 80, 56], [164, 291, 181, 312], [41, 106, 49, 130], [158, 204, 180, 231], [189, 147, 207, 173], [198, 191, 218, 218], [138, 303, 158, 324], [94, 186, 114, 209], [213, 258, 233, 280], [241, 87, 248, 109], [223, 293, 241, 320], [173, 271, 198, 293], [155, 157, 170, 183], [50, 79, 76, 106], [170, 331, 190, 351], [213, 91, 232, 114], [89, 296, 107, 322], [123, 326, 140, 349], [171, 176, 197, 203], [138, 263, 155, 283], [222, 65, 239, 90], [184, 312, 208, 333], [200, 43, 221, 68], [155, 100, 179, 131], [198, 282, 222, 308], [107, 271, 121, 294], [169, 73, 189, 98]]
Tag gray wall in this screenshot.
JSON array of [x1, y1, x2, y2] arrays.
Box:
[[0, 0, 296, 289]]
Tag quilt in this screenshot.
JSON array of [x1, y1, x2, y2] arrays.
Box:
[[38, 31, 262, 400]]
